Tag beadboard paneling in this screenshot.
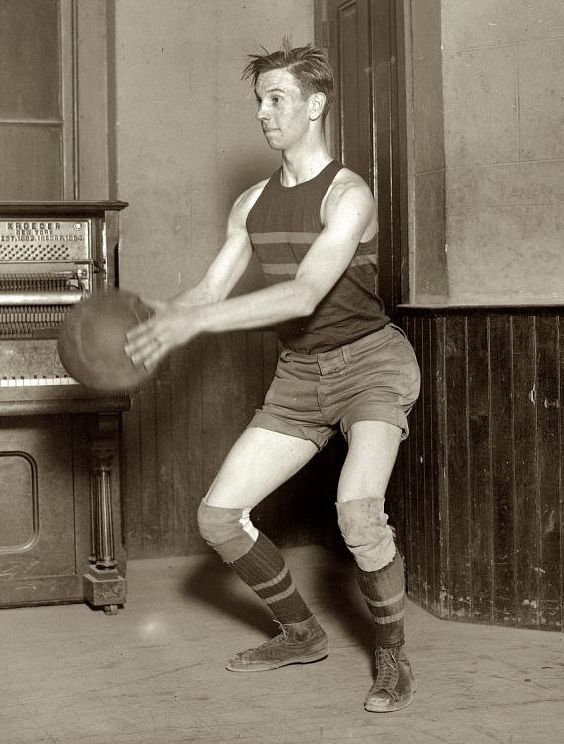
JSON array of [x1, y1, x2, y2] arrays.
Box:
[[401, 306, 564, 632]]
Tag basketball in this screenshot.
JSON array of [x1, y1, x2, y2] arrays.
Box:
[[58, 289, 154, 392]]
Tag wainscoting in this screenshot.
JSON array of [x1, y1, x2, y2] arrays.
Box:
[[399, 305, 564, 632]]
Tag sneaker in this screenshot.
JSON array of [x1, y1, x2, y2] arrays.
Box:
[[226, 615, 328, 672], [364, 646, 416, 712]]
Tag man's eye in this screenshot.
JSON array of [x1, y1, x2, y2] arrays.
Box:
[[272, 97, 279, 104]]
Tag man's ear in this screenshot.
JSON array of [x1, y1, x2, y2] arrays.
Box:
[[308, 92, 326, 121]]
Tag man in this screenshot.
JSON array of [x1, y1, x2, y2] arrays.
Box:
[[125, 40, 420, 713]]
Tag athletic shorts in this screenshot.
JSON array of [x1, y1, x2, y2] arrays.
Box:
[[248, 323, 421, 450]]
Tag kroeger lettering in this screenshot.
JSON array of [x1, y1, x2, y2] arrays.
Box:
[[6, 221, 61, 231]]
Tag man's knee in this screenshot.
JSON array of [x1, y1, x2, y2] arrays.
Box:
[[197, 500, 258, 562], [336, 497, 396, 572]]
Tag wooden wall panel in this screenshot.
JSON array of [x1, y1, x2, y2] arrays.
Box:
[[489, 316, 515, 625], [400, 313, 445, 614], [512, 316, 540, 627], [536, 316, 561, 628], [467, 316, 494, 624], [400, 306, 564, 632], [402, 314, 419, 601], [445, 315, 471, 620], [422, 317, 438, 612]]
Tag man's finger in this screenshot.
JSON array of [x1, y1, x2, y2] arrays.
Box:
[[126, 335, 164, 366], [125, 317, 157, 342]]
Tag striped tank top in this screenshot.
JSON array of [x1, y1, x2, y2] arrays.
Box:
[[246, 160, 388, 354]]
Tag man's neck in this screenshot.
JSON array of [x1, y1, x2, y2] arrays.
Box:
[[280, 143, 333, 187]]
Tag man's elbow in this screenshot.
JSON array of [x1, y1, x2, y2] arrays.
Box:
[[294, 282, 321, 317]]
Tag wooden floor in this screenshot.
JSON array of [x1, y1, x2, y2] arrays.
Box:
[[2, 545, 563, 744]]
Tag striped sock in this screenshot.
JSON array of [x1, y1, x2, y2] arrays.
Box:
[[229, 531, 313, 625], [354, 550, 406, 648]]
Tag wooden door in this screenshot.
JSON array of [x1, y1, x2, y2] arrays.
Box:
[[314, 0, 409, 548], [315, 0, 407, 315]]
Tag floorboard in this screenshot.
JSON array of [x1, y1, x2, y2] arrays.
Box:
[[1, 545, 563, 743]]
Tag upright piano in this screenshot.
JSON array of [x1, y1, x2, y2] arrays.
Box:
[[0, 201, 129, 615]]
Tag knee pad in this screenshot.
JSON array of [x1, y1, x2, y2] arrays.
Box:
[[197, 501, 258, 562], [336, 497, 396, 572]]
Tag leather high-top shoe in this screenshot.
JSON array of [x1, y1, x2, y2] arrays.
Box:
[[364, 645, 416, 712], [226, 615, 328, 672]]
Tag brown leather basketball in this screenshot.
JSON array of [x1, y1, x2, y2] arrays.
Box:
[[58, 289, 154, 392]]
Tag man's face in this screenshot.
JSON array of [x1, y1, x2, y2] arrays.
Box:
[[254, 69, 311, 151]]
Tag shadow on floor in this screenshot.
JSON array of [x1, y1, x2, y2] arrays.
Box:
[[312, 551, 376, 654], [181, 544, 376, 661], [181, 556, 275, 635]]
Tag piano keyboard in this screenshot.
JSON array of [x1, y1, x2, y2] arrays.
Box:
[[0, 372, 130, 417], [0, 376, 79, 387]]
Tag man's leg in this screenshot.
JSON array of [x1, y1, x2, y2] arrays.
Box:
[[336, 420, 415, 712], [197, 426, 328, 671]]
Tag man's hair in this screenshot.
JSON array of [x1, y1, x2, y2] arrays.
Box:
[[242, 38, 335, 119]]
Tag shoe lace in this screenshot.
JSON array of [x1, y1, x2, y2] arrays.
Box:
[[243, 623, 287, 654], [236, 631, 285, 660], [274, 620, 290, 639], [374, 648, 400, 700]]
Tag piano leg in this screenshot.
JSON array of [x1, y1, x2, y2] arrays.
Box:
[[83, 413, 127, 614]]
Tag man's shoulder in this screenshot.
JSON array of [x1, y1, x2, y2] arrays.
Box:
[[332, 166, 371, 193], [324, 166, 374, 210], [320, 165, 376, 231], [232, 178, 270, 219]]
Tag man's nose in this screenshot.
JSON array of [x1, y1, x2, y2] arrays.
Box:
[[256, 103, 268, 121]]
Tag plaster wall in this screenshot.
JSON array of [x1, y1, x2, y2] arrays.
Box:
[[442, 0, 564, 303], [113, 0, 314, 299]]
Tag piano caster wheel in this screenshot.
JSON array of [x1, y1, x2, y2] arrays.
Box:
[[103, 604, 119, 616]]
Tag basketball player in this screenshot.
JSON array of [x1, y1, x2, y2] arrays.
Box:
[[125, 40, 420, 713]]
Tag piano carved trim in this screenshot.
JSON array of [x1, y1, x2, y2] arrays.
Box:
[[83, 412, 127, 615], [0, 450, 39, 554]]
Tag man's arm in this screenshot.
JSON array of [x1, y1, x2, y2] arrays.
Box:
[[195, 177, 375, 329], [125, 173, 375, 369], [170, 183, 264, 307]]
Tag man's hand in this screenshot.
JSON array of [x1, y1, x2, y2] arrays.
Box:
[[124, 298, 203, 371]]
